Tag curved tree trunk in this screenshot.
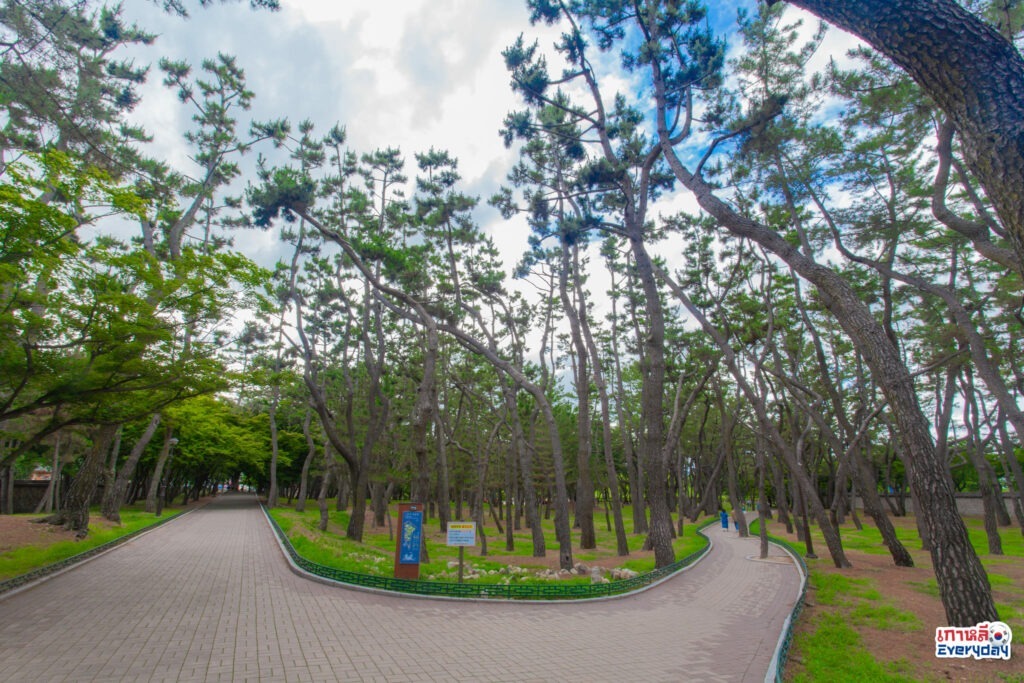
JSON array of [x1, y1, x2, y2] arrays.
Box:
[[773, 0, 1024, 268], [627, 231, 676, 568], [853, 446, 915, 567], [295, 408, 316, 513], [102, 413, 162, 522], [559, 240, 596, 549], [651, 53, 995, 619], [579, 276, 630, 556], [656, 263, 850, 567], [996, 417, 1024, 536], [45, 424, 119, 535], [144, 428, 176, 514], [961, 370, 1003, 555]]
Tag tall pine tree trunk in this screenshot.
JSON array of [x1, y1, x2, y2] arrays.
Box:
[[560, 240, 596, 549], [503, 381, 545, 557], [295, 409, 316, 513], [102, 413, 162, 522], [654, 83, 995, 621], [144, 429, 176, 514], [852, 446, 914, 567], [435, 411, 451, 534], [628, 231, 675, 567], [580, 286, 629, 556], [46, 425, 119, 535], [997, 418, 1024, 536]]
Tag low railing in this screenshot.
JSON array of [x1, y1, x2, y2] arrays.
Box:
[[0, 509, 190, 598], [265, 508, 716, 601], [754, 526, 809, 683]]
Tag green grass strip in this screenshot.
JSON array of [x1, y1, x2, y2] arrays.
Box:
[[791, 612, 915, 683], [266, 506, 716, 600]]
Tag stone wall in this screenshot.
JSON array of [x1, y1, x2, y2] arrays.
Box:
[[8, 480, 106, 514], [10, 480, 50, 513]]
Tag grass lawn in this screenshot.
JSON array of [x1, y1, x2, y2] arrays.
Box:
[[754, 512, 1024, 682], [269, 502, 709, 585]]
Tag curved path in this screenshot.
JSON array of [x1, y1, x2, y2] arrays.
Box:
[[0, 493, 801, 682]]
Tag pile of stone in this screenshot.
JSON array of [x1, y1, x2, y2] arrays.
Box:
[[427, 561, 642, 584]]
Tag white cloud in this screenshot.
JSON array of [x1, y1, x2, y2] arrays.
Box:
[[114, 1, 548, 271], [108, 1, 855, 359]]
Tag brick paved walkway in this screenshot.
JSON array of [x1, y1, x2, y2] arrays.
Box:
[[0, 493, 801, 682]]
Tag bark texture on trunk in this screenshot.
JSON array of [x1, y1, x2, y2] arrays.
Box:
[[560, 241, 596, 550], [853, 448, 915, 567], [654, 108, 996, 622], [144, 428, 176, 514], [409, 327, 438, 512], [776, 0, 1024, 267], [580, 285, 630, 556], [102, 413, 162, 522], [628, 232, 676, 568], [295, 409, 316, 513], [51, 424, 119, 535]]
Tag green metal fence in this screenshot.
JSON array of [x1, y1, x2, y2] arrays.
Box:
[[758, 529, 809, 683], [0, 509, 190, 598], [265, 508, 716, 601]]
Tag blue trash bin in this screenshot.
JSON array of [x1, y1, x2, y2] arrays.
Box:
[[720, 511, 729, 530]]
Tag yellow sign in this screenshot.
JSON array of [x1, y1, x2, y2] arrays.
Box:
[[446, 522, 476, 546]]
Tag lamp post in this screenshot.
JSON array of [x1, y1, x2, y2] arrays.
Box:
[[156, 437, 178, 517]]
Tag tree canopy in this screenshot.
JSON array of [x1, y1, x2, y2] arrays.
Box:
[[2, 0, 1022, 630]]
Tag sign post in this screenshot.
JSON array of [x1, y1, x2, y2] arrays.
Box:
[[446, 521, 476, 583], [394, 503, 424, 580]]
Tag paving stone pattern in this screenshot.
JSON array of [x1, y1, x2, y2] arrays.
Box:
[[0, 494, 801, 682]]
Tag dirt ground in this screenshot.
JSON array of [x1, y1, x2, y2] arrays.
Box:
[[0, 514, 86, 554], [776, 521, 1024, 682]]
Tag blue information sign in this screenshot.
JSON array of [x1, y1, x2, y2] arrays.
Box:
[[399, 510, 423, 564]]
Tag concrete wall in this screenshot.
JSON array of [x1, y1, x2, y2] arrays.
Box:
[[853, 493, 1020, 517]]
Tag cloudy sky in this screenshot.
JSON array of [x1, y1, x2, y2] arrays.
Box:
[[119, 0, 571, 271], [115, 0, 858, 327]]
